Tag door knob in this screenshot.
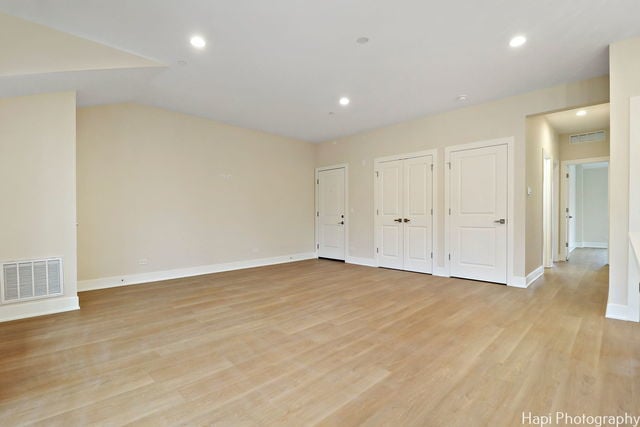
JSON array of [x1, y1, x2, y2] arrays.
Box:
[[494, 219, 506, 224], [394, 218, 402, 223], [403, 218, 411, 223], [339, 221, 344, 225]]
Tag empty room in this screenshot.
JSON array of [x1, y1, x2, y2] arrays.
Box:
[[1, 1, 640, 426]]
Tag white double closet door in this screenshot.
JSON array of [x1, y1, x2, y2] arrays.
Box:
[[376, 154, 433, 274]]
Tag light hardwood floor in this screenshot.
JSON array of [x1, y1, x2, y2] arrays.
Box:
[[1, 249, 638, 426]]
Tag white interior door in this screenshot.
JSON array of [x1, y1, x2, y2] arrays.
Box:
[[317, 168, 345, 260], [377, 155, 433, 273], [449, 145, 508, 284], [377, 160, 404, 269], [403, 156, 433, 273]]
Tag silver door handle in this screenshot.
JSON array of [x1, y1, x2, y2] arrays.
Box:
[[494, 219, 506, 224]]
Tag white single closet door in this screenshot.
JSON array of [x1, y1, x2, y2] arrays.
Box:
[[449, 145, 508, 283]]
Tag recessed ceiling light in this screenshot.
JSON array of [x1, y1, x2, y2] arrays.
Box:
[[509, 35, 527, 48], [457, 94, 468, 102], [356, 37, 370, 44], [190, 35, 206, 49], [576, 110, 587, 116], [177, 60, 188, 66], [339, 97, 350, 106]]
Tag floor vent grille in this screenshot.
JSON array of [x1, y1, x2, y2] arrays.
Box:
[[2, 258, 63, 304]]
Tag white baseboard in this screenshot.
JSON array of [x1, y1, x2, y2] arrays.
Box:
[[606, 303, 632, 321], [433, 266, 449, 277], [581, 242, 608, 249], [509, 276, 527, 288], [509, 265, 544, 289], [345, 256, 377, 267], [78, 252, 317, 292], [0, 296, 79, 323]]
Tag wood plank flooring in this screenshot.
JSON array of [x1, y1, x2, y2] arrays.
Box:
[[1, 249, 638, 426]]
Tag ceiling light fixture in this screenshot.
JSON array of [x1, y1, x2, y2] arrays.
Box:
[[457, 94, 468, 102], [509, 35, 527, 48], [339, 97, 350, 106], [190, 35, 206, 49], [356, 37, 370, 44], [576, 110, 587, 116]]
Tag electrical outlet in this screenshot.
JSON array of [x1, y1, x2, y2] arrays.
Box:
[[138, 258, 148, 265]]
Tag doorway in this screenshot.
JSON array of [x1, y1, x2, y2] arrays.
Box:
[[561, 158, 610, 261], [542, 153, 555, 268]]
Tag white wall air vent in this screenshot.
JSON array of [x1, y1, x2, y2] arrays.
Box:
[[1, 258, 63, 304], [570, 130, 607, 144]]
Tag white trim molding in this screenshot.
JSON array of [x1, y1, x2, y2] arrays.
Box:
[[606, 303, 631, 321], [345, 256, 377, 267], [78, 252, 317, 292], [579, 242, 608, 249], [0, 296, 79, 323], [510, 265, 545, 289]]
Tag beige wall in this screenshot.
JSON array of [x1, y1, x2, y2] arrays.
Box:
[[76, 103, 315, 281], [559, 131, 610, 161], [316, 76, 609, 279], [609, 37, 640, 312], [0, 92, 77, 307], [525, 115, 560, 271]]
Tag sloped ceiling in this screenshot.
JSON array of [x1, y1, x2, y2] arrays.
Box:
[[0, 1, 639, 142], [0, 13, 162, 77]]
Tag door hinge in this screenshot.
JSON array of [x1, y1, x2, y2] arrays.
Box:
[[430, 252, 433, 259], [316, 211, 319, 217], [447, 162, 451, 170], [317, 179, 319, 184], [566, 208, 569, 213], [317, 243, 319, 249], [566, 173, 569, 179], [449, 208, 452, 215], [430, 208, 433, 215], [448, 253, 451, 261], [430, 164, 434, 172], [375, 171, 379, 178], [565, 242, 569, 248], [376, 247, 379, 254], [376, 209, 379, 215]]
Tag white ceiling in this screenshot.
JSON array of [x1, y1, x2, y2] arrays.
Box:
[[0, 1, 638, 142], [545, 103, 610, 134]]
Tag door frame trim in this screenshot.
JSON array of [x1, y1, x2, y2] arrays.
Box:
[[559, 156, 609, 261], [373, 149, 438, 272], [315, 164, 349, 260], [444, 137, 515, 286]]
